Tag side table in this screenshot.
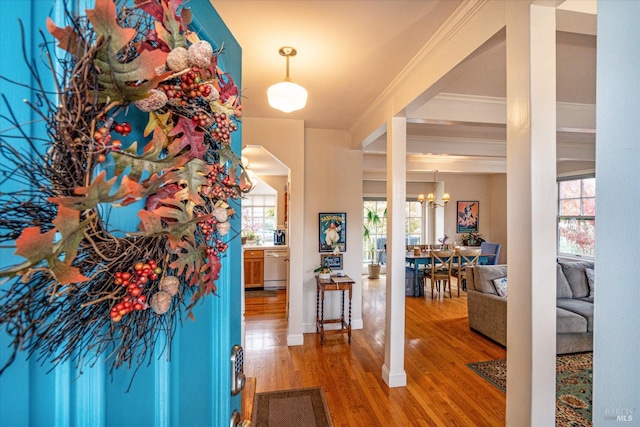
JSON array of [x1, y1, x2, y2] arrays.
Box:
[[315, 275, 353, 345]]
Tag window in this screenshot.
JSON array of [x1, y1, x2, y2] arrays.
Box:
[[558, 177, 595, 257], [405, 201, 422, 247], [242, 195, 276, 244], [362, 199, 424, 264]]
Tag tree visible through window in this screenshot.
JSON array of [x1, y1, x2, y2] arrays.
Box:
[[362, 199, 423, 264], [558, 177, 595, 257]]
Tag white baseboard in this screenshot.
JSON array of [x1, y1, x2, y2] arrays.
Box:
[[382, 364, 407, 388], [287, 333, 304, 346]]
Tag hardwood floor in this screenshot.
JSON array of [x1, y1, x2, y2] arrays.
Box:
[[244, 276, 506, 426]]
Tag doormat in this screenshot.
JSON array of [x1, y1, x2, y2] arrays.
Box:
[[252, 387, 333, 427], [467, 352, 592, 426], [245, 290, 278, 298]]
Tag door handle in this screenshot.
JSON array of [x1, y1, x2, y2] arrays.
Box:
[[230, 345, 245, 396]]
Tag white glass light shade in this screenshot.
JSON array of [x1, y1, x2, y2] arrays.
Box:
[[267, 81, 308, 113], [426, 193, 436, 203], [442, 193, 451, 204]]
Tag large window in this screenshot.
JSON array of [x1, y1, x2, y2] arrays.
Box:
[[242, 195, 276, 245], [558, 177, 595, 257], [362, 200, 423, 264]]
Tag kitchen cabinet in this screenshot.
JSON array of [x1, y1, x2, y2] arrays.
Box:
[[244, 249, 264, 289]]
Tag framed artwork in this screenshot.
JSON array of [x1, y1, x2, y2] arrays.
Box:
[[321, 254, 343, 270], [457, 201, 479, 233], [319, 212, 346, 252]]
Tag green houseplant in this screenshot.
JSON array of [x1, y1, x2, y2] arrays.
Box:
[[363, 207, 386, 279]]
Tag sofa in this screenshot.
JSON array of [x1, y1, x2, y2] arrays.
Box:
[[466, 261, 594, 354]]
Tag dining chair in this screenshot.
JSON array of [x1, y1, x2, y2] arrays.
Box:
[[451, 248, 482, 296], [425, 250, 453, 298], [480, 242, 501, 265]]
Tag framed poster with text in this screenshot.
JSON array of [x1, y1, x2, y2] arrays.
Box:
[[319, 212, 346, 252], [456, 201, 479, 233]]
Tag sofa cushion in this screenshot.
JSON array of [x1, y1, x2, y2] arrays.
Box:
[[556, 307, 588, 334], [559, 261, 594, 298], [556, 264, 573, 298], [585, 267, 595, 297], [474, 265, 507, 295], [556, 299, 594, 332], [492, 277, 508, 297]]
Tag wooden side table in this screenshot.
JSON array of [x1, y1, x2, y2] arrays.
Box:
[[315, 275, 353, 345]]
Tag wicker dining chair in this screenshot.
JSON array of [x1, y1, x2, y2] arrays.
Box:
[[451, 248, 482, 296], [425, 250, 453, 298]]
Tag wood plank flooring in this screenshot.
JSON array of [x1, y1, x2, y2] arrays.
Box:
[[244, 276, 506, 426]]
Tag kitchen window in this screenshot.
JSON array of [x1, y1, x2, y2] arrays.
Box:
[[242, 195, 276, 245], [558, 176, 595, 257]]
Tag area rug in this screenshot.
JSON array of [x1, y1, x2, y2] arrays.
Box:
[[467, 352, 592, 426], [252, 387, 333, 427], [245, 290, 278, 298]]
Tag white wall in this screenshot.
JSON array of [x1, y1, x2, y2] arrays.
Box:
[[304, 128, 363, 331], [242, 117, 306, 345], [257, 175, 288, 229]]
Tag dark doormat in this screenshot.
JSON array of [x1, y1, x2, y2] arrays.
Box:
[[245, 290, 278, 298], [252, 386, 333, 427]]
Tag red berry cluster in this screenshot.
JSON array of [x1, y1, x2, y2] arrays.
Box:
[[211, 112, 237, 145], [113, 122, 132, 136], [206, 238, 228, 257], [110, 259, 162, 322], [206, 164, 239, 201], [191, 112, 211, 129], [159, 68, 212, 107], [197, 212, 218, 240]]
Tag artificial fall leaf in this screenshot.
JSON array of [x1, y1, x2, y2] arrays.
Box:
[[87, 0, 169, 103], [49, 259, 90, 285], [52, 205, 84, 264], [137, 209, 165, 235], [14, 227, 56, 264], [112, 137, 186, 183], [168, 242, 203, 282], [167, 117, 207, 160], [144, 111, 173, 137], [202, 252, 221, 294], [46, 18, 86, 58], [145, 183, 181, 211], [48, 171, 135, 211], [159, 0, 186, 49], [216, 146, 242, 170], [160, 158, 211, 207], [149, 199, 197, 249]]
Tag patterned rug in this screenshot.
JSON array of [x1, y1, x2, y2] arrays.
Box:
[[467, 352, 592, 426], [252, 387, 333, 427]]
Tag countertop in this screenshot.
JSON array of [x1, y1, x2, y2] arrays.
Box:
[[242, 245, 288, 251]]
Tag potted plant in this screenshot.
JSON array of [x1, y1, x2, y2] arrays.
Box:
[[314, 265, 332, 279], [363, 207, 386, 279]]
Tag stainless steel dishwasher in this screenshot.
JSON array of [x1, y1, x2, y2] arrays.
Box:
[[263, 248, 288, 289]]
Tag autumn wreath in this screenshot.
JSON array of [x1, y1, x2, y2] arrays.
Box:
[[0, 0, 247, 374]]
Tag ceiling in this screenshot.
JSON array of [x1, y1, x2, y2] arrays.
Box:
[[209, 0, 597, 178]]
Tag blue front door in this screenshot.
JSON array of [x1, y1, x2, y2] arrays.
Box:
[[0, 1, 242, 425]]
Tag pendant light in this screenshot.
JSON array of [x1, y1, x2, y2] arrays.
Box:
[[418, 170, 450, 208], [267, 47, 308, 113]]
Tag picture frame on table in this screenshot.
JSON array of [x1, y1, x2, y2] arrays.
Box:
[[319, 212, 346, 252], [456, 201, 479, 233]]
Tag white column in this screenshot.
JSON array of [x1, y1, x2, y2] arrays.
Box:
[[505, 2, 557, 425], [594, 2, 640, 423], [382, 115, 407, 388]]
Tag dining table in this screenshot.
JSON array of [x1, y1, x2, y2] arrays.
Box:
[[405, 249, 489, 297]]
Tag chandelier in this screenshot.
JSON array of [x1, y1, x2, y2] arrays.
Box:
[[418, 170, 450, 208]]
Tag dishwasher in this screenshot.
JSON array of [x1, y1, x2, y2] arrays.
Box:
[[263, 249, 288, 289]]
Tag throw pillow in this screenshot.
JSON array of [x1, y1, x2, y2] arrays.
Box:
[[585, 268, 595, 297], [493, 277, 508, 297]]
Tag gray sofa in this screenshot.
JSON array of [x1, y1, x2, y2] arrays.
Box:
[[466, 261, 594, 354]]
